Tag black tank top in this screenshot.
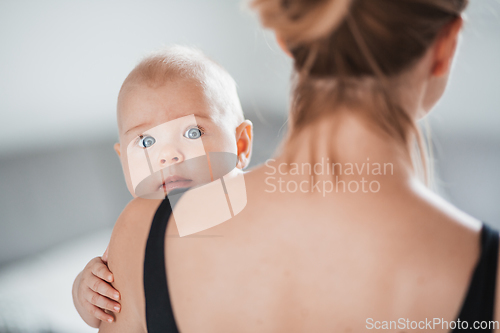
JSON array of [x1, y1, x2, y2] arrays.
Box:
[[143, 197, 499, 333]]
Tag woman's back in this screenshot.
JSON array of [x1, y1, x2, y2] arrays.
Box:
[[164, 121, 494, 332]]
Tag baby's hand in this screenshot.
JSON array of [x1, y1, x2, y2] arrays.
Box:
[[72, 247, 121, 326]]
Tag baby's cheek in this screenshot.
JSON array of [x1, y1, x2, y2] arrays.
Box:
[[183, 139, 207, 160], [126, 151, 154, 192], [118, 158, 137, 197], [201, 133, 236, 155]]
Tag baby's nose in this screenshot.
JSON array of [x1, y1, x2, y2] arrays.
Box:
[[161, 156, 180, 164], [159, 148, 184, 166], [161, 156, 178, 163]]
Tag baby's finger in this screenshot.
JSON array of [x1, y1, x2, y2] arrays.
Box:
[[91, 261, 114, 283], [87, 275, 120, 301], [102, 246, 109, 263], [85, 302, 115, 323], [86, 287, 121, 314]]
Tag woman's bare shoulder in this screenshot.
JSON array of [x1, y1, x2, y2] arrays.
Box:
[[111, 197, 164, 239], [98, 197, 164, 333], [107, 197, 164, 275]]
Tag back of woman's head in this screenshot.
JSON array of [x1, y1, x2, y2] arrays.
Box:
[[251, 0, 468, 185], [253, 0, 467, 77]]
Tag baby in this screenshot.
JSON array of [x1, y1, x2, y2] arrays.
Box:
[[72, 45, 253, 327]]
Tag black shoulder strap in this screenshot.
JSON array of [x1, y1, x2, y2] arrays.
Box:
[[455, 223, 499, 330], [143, 197, 180, 333]]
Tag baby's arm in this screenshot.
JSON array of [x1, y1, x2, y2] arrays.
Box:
[[72, 247, 121, 327]]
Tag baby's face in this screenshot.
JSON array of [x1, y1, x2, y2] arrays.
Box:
[[115, 78, 240, 198]]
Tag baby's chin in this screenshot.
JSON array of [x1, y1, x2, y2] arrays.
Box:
[[124, 181, 138, 198], [129, 190, 140, 198]]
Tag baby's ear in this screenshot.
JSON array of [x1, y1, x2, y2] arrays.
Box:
[[114, 143, 121, 157], [235, 120, 253, 169]]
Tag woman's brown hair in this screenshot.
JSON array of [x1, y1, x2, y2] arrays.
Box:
[[251, 0, 468, 186]]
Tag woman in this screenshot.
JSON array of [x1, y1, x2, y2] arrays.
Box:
[[99, 0, 499, 332]]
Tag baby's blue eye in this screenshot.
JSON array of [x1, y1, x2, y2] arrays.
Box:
[[185, 127, 202, 140], [138, 136, 156, 148]]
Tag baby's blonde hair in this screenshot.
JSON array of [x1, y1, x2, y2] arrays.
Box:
[[119, 45, 244, 126]]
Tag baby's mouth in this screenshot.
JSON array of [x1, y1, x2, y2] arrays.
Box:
[[159, 175, 193, 192]]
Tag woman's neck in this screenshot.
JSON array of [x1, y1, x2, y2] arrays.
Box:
[[276, 111, 418, 187]]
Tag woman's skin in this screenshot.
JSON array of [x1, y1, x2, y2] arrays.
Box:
[[99, 17, 500, 333]]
